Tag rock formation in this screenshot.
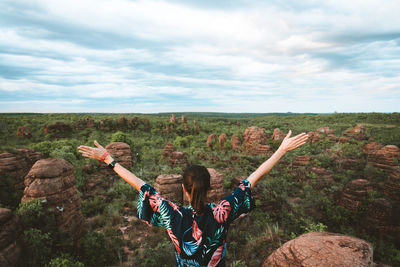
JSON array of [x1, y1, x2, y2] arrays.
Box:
[[368, 145, 400, 171], [206, 134, 218, 148], [344, 124, 369, 140], [193, 120, 200, 133], [22, 158, 84, 245], [230, 135, 241, 151], [362, 142, 383, 155], [310, 167, 334, 189], [207, 168, 224, 203], [0, 148, 43, 190], [127, 117, 140, 129], [292, 155, 312, 168], [168, 152, 188, 167], [271, 128, 285, 143], [17, 126, 31, 138], [99, 118, 114, 131], [218, 134, 227, 150], [154, 174, 183, 204], [242, 126, 271, 155], [105, 142, 132, 170], [0, 208, 23, 267], [74, 117, 95, 130], [384, 167, 400, 201], [169, 114, 178, 123], [43, 121, 72, 135], [162, 143, 174, 159], [184, 123, 189, 132], [117, 116, 127, 128], [308, 127, 336, 143], [338, 179, 372, 211], [365, 198, 392, 237], [181, 115, 187, 124], [316, 127, 335, 136], [263, 232, 374, 267]]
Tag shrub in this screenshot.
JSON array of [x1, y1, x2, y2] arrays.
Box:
[[0, 172, 23, 209], [17, 198, 52, 228], [46, 256, 84, 267], [50, 146, 77, 163], [23, 228, 52, 266]]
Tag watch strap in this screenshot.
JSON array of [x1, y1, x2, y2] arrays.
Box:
[[108, 160, 117, 169]]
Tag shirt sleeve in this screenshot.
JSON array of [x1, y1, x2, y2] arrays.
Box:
[[136, 184, 183, 230], [212, 179, 255, 224]]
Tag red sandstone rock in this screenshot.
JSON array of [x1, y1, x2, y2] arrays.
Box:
[[272, 128, 285, 143], [365, 198, 392, 237], [0, 208, 23, 267], [155, 174, 183, 204], [310, 167, 334, 189], [292, 155, 312, 168], [384, 167, 400, 202], [344, 124, 369, 140], [193, 120, 200, 133], [363, 142, 383, 155], [181, 115, 187, 124], [338, 179, 372, 211], [316, 127, 335, 135], [207, 168, 224, 203], [105, 142, 132, 170], [231, 135, 241, 151], [0, 148, 43, 190], [168, 152, 188, 167], [117, 116, 127, 128], [368, 145, 400, 171], [43, 121, 72, 135], [17, 126, 31, 138], [242, 127, 270, 155], [99, 118, 114, 131], [127, 117, 140, 129], [218, 134, 227, 150], [22, 158, 84, 245], [74, 117, 95, 130], [263, 232, 374, 267], [206, 134, 218, 148], [169, 114, 178, 123], [184, 123, 189, 132], [162, 143, 175, 159]]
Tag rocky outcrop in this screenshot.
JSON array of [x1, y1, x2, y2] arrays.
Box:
[[22, 158, 84, 245], [292, 155, 312, 168], [193, 120, 200, 133], [263, 232, 374, 267], [242, 127, 271, 155], [308, 127, 336, 143], [231, 135, 241, 152], [127, 117, 140, 129], [218, 134, 227, 150], [117, 116, 127, 128], [99, 118, 114, 131], [365, 198, 392, 237], [154, 174, 183, 204], [271, 128, 285, 143], [0, 208, 23, 267], [368, 145, 400, 171], [181, 115, 187, 124], [17, 126, 31, 138], [74, 117, 95, 130], [344, 124, 369, 140], [206, 134, 218, 148], [0, 148, 43, 190], [207, 168, 224, 203], [184, 123, 189, 132], [310, 167, 334, 189], [362, 142, 383, 155], [169, 114, 178, 123], [168, 152, 188, 167], [162, 143, 174, 159], [316, 127, 335, 136], [43, 121, 72, 135], [105, 142, 132, 170], [384, 167, 400, 201], [338, 179, 372, 211]]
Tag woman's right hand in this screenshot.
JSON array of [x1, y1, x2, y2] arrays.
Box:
[[278, 130, 308, 152], [78, 140, 109, 161]]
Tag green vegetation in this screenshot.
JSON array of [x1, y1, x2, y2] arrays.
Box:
[[0, 112, 399, 266]]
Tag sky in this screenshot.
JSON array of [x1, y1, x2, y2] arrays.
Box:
[[0, 0, 399, 113]]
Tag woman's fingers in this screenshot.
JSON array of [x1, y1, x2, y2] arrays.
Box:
[[94, 140, 103, 149]]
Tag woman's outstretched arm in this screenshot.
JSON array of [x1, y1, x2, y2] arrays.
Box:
[[78, 140, 145, 191], [247, 130, 308, 189]]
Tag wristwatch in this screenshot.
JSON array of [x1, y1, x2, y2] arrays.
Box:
[[108, 160, 117, 170]]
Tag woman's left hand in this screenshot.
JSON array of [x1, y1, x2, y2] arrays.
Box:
[[78, 140, 108, 161]]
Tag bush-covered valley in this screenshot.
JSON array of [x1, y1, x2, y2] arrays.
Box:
[[1, 112, 400, 266]]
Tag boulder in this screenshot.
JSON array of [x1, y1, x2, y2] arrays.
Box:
[[263, 232, 374, 267], [0, 148, 43, 190], [105, 142, 132, 170], [162, 143, 174, 159], [365, 198, 392, 237], [0, 208, 23, 267], [168, 152, 188, 167], [362, 142, 383, 155], [368, 145, 400, 171], [117, 116, 127, 128], [206, 168, 224, 203], [181, 115, 187, 124], [43, 121, 72, 135], [16, 126, 31, 138], [206, 134, 218, 148], [169, 114, 178, 123], [218, 134, 227, 150], [310, 167, 334, 189], [230, 135, 241, 152], [22, 158, 84, 245], [384, 167, 400, 202], [127, 117, 140, 129], [344, 124, 369, 140], [338, 179, 372, 212], [316, 127, 335, 136], [154, 174, 183, 204], [292, 155, 312, 168], [242, 126, 270, 155], [271, 128, 285, 143]]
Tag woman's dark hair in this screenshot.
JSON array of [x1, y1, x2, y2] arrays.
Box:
[[183, 165, 210, 215]]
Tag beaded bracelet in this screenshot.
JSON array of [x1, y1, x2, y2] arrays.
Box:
[[99, 151, 110, 162]]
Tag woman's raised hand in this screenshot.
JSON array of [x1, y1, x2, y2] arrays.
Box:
[[279, 130, 308, 152], [78, 140, 108, 161]]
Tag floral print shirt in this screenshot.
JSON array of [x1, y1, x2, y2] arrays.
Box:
[[137, 179, 255, 267]]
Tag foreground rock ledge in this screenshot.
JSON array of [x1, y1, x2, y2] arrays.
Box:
[[263, 232, 374, 267]]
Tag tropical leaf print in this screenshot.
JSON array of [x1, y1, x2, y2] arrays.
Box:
[[207, 242, 224, 267], [149, 194, 163, 212], [168, 200, 183, 217], [212, 200, 231, 223], [159, 201, 171, 229], [167, 229, 181, 255], [192, 220, 202, 245], [137, 189, 149, 216], [182, 227, 200, 256]]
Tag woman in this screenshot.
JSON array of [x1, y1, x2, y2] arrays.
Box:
[[78, 130, 308, 266]]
